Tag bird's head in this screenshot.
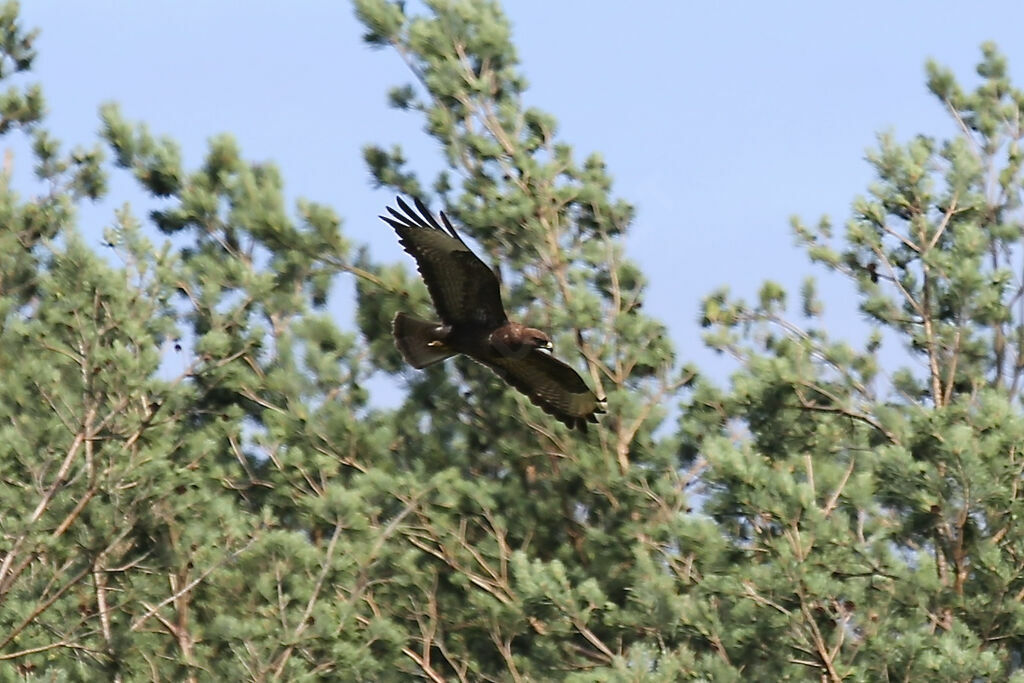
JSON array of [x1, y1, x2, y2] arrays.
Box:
[[525, 328, 553, 351], [490, 323, 553, 356]]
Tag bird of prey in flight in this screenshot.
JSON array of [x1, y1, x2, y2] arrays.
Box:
[[381, 197, 605, 432]]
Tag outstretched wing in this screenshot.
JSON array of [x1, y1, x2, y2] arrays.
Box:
[[381, 197, 507, 329], [481, 350, 605, 432]]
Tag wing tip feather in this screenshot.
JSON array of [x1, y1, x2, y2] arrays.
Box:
[[381, 195, 465, 243]]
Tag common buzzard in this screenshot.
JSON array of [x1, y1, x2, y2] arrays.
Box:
[[381, 197, 605, 432]]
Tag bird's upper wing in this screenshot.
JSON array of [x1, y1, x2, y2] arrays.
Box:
[[481, 349, 605, 432], [381, 197, 507, 328]]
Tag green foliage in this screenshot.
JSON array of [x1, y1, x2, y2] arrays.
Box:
[[693, 41, 1024, 679], [5, 0, 1024, 679], [348, 5, 693, 677]]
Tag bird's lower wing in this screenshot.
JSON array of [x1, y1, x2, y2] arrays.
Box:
[[480, 350, 604, 432]]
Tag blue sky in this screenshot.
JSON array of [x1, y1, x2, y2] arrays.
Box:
[[16, 1, 1024, 386]]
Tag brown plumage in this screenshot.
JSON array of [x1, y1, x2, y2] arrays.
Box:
[[382, 197, 605, 432]]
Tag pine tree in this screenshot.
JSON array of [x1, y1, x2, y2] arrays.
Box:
[[351, 0, 695, 678], [1, 0, 400, 676], [686, 42, 1024, 680]]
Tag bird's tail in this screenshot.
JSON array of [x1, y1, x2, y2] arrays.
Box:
[[392, 312, 455, 369]]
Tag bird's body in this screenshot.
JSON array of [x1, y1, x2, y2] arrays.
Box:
[[394, 314, 548, 370], [381, 197, 605, 431]]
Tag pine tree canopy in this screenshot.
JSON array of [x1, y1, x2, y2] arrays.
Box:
[[4, 0, 1024, 679]]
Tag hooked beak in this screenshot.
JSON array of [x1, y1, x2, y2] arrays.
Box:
[[540, 340, 553, 351]]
